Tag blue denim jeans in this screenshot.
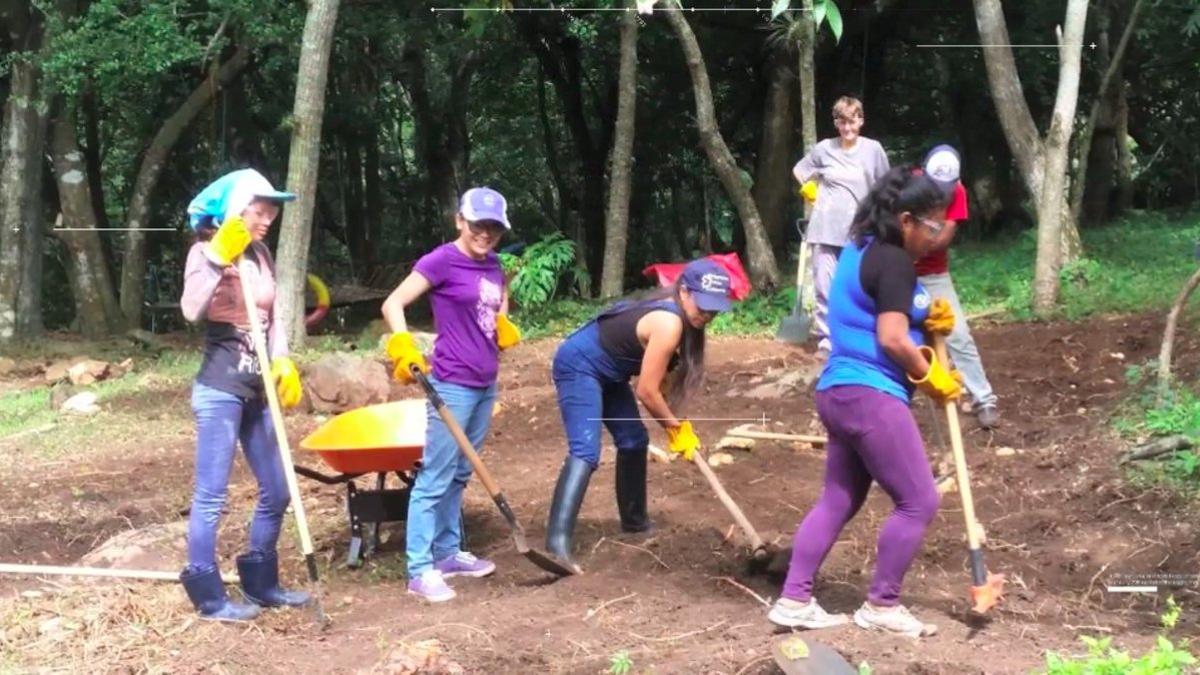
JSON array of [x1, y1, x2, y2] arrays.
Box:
[[552, 323, 650, 468], [406, 376, 497, 577], [186, 382, 290, 574]]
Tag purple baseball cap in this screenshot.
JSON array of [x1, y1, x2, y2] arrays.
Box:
[[459, 187, 511, 229], [680, 259, 733, 313]]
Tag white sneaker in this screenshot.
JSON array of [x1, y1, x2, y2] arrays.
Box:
[[767, 597, 850, 629], [407, 570, 456, 603], [853, 602, 937, 638]]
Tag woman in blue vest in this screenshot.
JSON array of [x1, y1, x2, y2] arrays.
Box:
[[768, 166, 961, 638], [545, 259, 735, 573]]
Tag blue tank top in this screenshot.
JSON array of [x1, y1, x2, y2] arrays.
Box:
[[816, 239, 932, 402]]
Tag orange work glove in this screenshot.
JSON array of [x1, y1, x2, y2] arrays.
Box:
[[923, 298, 955, 336], [496, 314, 522, 350], [386, 332, 430, 384]]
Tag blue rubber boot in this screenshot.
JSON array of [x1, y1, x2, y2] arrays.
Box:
[[236, 551, 312, 608], [180, 566, 261, 622]]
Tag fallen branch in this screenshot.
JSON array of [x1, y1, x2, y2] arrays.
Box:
[[604, 539, 670, 569], [1118, 435, 1193, 465], [0, 423, 57, 444], [712, 575, 771, 607], [583, 592, 637, 620], [626, 619, 727, 643]]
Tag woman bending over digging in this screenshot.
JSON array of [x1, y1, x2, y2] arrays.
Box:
[[381, 187, 522, 603], [178, 169, 308, 622], [769, 166, 961, 638], [545, 259, 737, 573]]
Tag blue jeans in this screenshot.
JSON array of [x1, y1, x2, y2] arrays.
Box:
[[406, 376, 497, 577], [552, 324, 650, 468], [186, 382, 290, 574]]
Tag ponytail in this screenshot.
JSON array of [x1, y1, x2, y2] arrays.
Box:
[[636, 279, 705, 413], [849, 165, 947, 247]]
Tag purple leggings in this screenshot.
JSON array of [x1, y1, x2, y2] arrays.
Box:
[[781, 385, 939, 607]]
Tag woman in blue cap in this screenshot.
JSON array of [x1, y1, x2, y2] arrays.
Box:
[[545, 258, 735, 572], [178, 168, 310, 621]]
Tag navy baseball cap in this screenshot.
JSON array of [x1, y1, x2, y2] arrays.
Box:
[[680, 259, 733, 313]]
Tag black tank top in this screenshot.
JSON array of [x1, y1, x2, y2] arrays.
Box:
[[596, 301, 682, 364]]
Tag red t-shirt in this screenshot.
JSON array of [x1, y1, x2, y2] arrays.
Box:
[[915, 181, 968, 276]]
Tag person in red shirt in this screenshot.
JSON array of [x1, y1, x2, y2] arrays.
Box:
[[915, 145, 999, 429]]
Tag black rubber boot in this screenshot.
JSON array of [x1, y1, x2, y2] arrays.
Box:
[[180, 566, 261, 622], [615, 448, 651, 533], [545, 455, 594, 572], [236, 550, 312, 608]]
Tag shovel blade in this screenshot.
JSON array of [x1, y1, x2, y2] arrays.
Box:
[[775, 314, 813, 345], [970, 573, 1006, 615]]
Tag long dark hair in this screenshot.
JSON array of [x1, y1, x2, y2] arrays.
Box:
[[639, 278, 705, 412], [849, 165, 948, 247]]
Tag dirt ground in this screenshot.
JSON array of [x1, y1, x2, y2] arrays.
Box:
[[1, 314, 1198, 674]]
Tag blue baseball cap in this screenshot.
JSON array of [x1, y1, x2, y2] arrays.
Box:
[[680, 259, 733, 313], [187, 169, 295, 231], [459, 187, 511, 229]]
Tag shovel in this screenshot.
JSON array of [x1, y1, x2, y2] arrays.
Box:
[[410, 367, 576, 577], [931, 333, 1005, 616], [690, 448, 789, 574], [776, 219, 812, 345], [236, 257, 330, 627]]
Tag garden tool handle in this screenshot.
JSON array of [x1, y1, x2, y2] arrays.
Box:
[[411, 367, 502, 498], [235, 258, 320, 582], [691, 449, 767, 553], [930, 334, 985, 559]]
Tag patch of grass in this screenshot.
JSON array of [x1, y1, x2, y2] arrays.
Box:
[[1112, 361, 1200, 491], [955, 210, 1200, 319], [512, 298, 603, 339]]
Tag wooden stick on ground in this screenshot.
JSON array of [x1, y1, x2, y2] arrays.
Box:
[[724, 429, 827, 445], [0, 563, 238, 584]]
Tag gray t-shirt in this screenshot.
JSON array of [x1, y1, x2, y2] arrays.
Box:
[[793, 137, 890, 247]]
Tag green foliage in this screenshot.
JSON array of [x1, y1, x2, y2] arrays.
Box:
[[503, 234, 580, 308], [954, 211, 1200, 320], [1113, 362, 1200, 488], [708, 288, 795, 336], [608, 650, 633, 675], [1040, 615, 1196, 675], [510, 298, 602, 340]]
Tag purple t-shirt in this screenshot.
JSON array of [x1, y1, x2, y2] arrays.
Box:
[[413, 243, 505, 388]]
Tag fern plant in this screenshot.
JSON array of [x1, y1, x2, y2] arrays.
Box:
[[500, 234, 578, 308]]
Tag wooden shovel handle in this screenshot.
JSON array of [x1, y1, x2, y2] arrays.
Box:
[[692, 450, 765, 550], [931, 333, 983, 550]]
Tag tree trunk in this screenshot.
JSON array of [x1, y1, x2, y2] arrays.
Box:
[[1070, 0, 1144, 228], [600, 3, 638, 299], [753, 50, 795, 254], [0, 56, 48, 343], [118, 46, 251, 329], [797, 0, 817, 156], [1031, 2, 1089, 315], [972, 0, 1046, 197], [50, 108, 123, 338], [276, 0, 341, 347], [1156, 265, 1200, 403], [663, 2, 780, 290], [1113, 83, 1134, 214]]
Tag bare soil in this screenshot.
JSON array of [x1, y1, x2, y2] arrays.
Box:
[[1, 314, 1197, 674]]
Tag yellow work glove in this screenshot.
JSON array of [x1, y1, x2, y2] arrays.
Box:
[[386, 331, 430, 384], [496, 314, 522, 350], [270, 357, 302, 409], [665, 420, 701, 461], [923, 298, 955, 336], [908, 346, 963, 404], [205, 216, 252, 266], [799, 180, 818, 204]]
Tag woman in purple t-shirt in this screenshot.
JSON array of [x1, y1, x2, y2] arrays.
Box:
[[381, 187, 522, 603]]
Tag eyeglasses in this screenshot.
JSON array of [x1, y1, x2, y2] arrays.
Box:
[[467, 219, 506, 237], [915, 215, 945, 235]]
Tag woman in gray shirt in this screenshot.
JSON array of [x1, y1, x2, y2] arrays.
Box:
[[793, 96, 890, 355]]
